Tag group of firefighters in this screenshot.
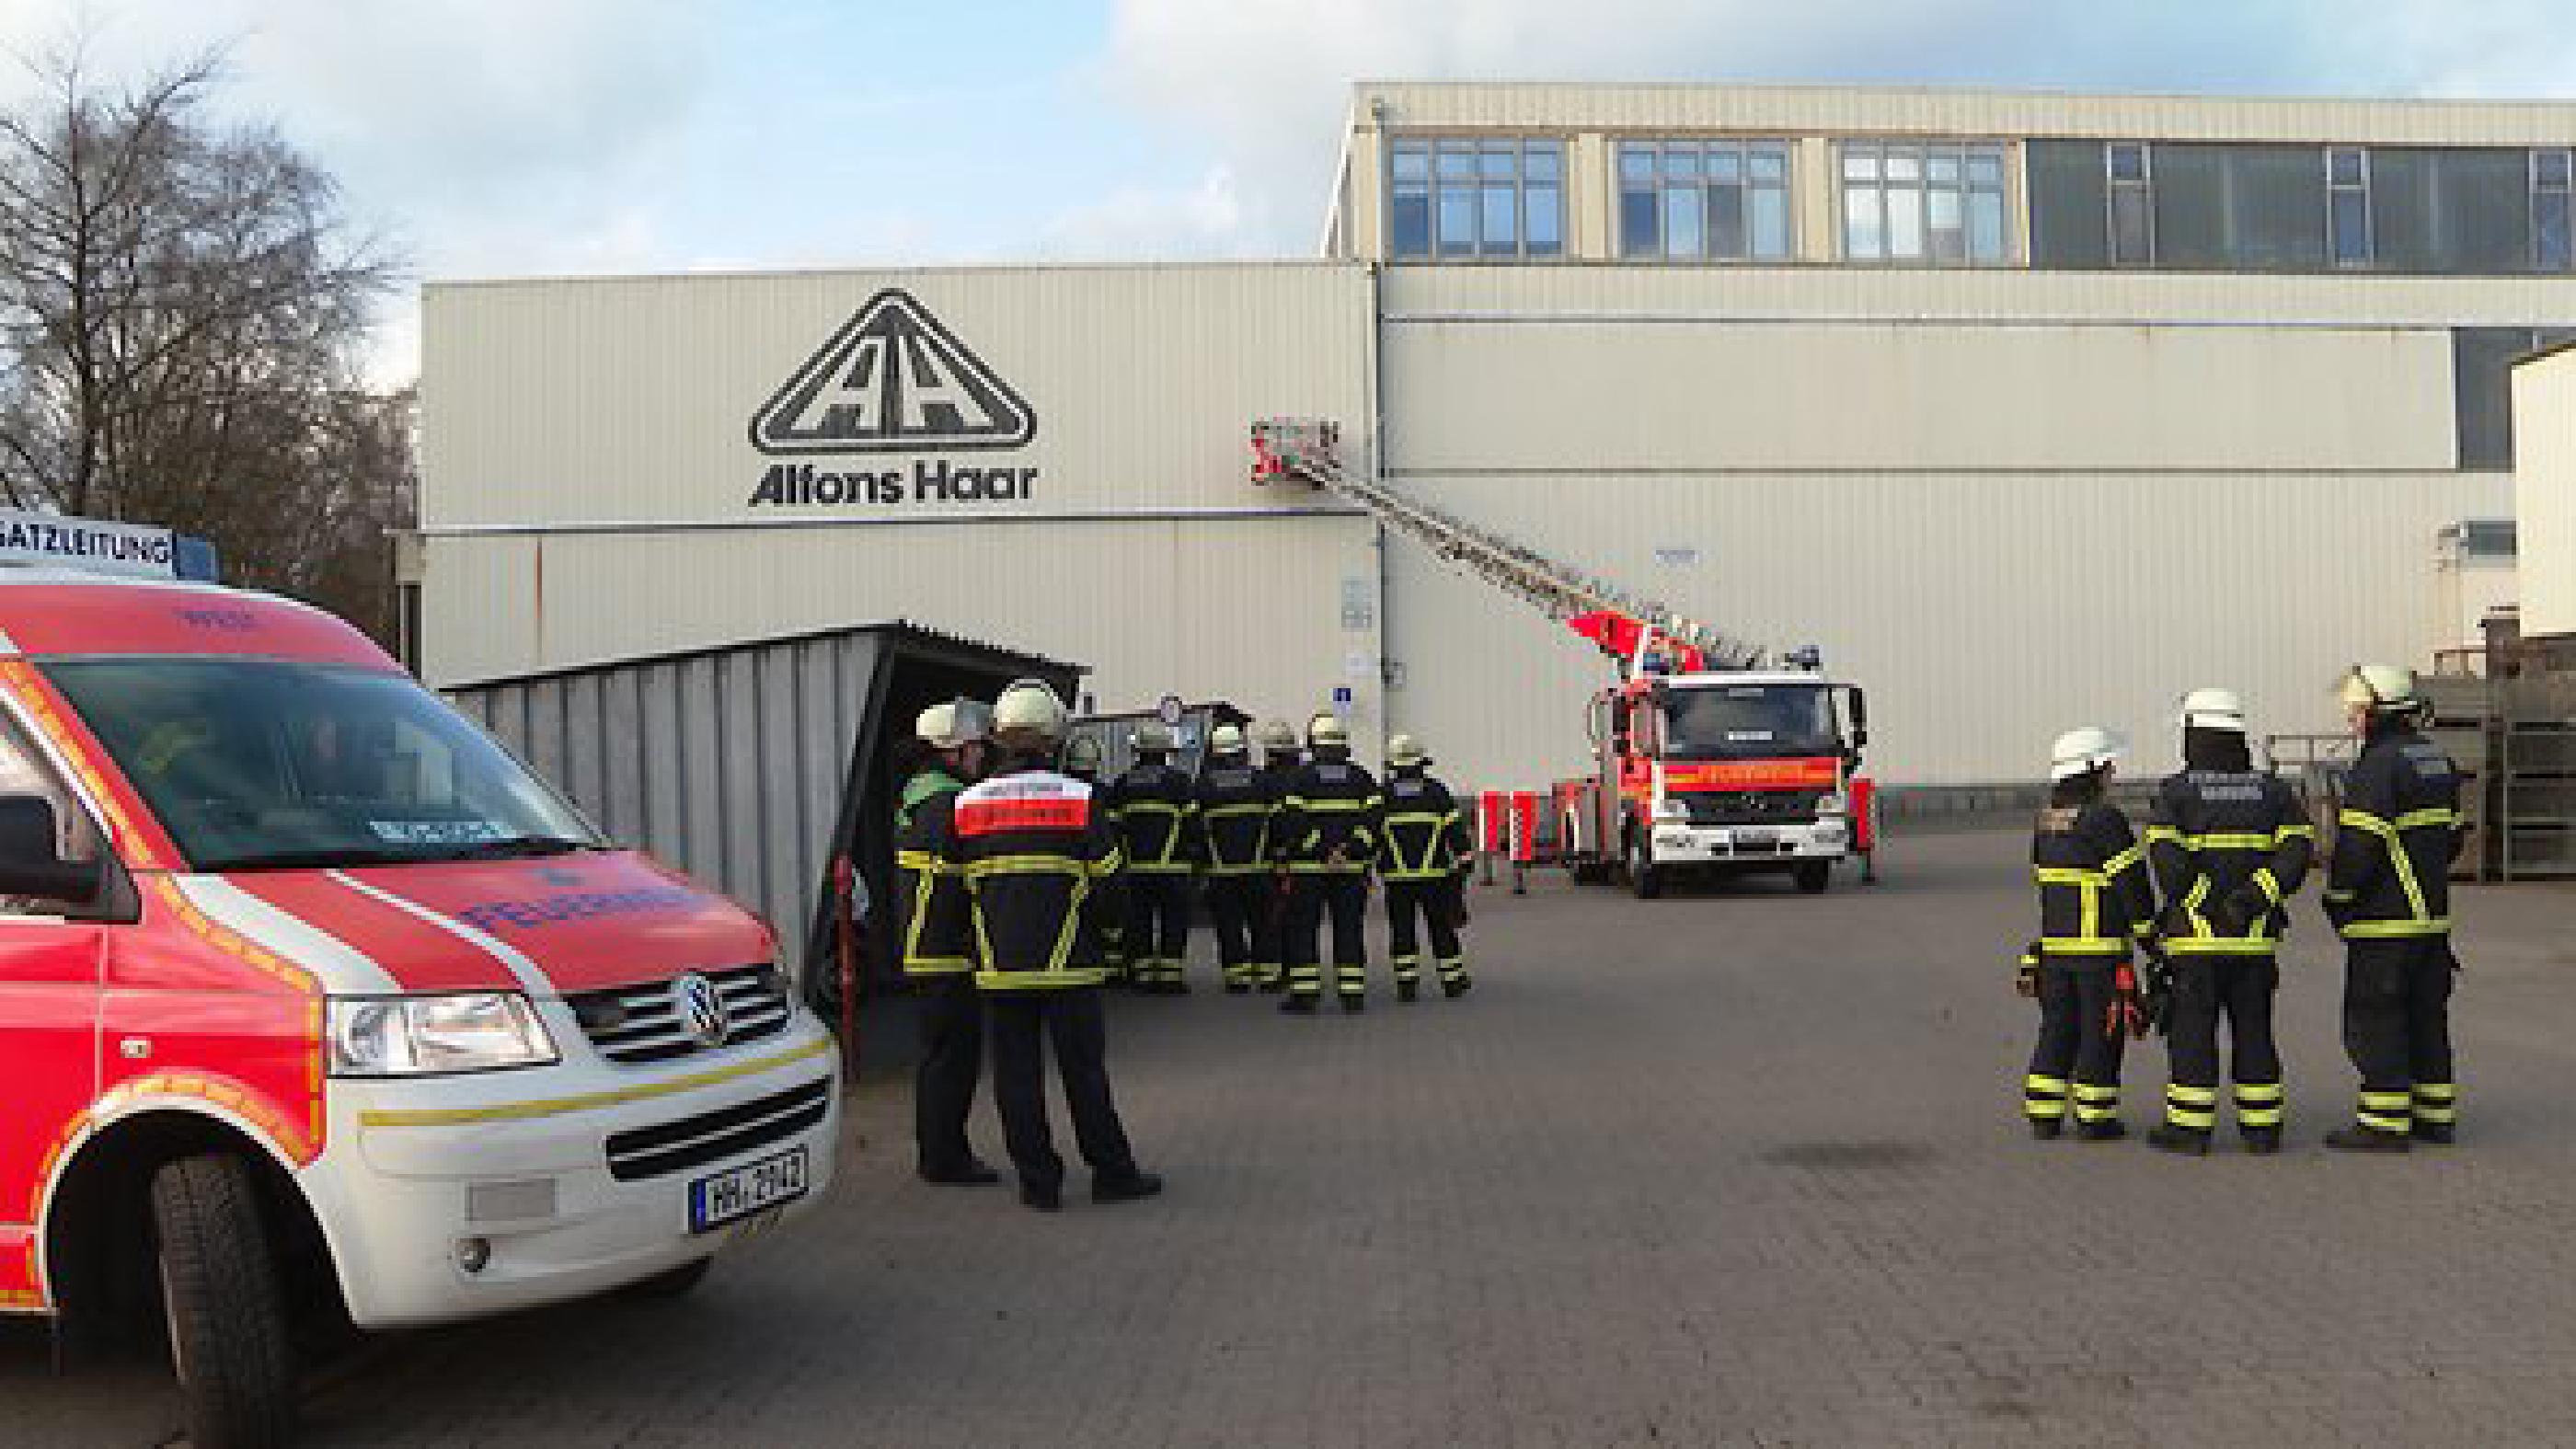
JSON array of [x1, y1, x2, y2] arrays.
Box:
[[888, 684, 1478, 1210], [2024, 663, 2464, 1156]]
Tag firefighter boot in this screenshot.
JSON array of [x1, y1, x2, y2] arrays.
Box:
[[1398, 982, 1420, 1003], [2324, 1126, 2411, 1154], [2075, 1119, 2128, 1143], [2242, 1128, 2283, 1155], [1092, 1169, 1165, 1204], [2146, 1124, 2211, 1156]]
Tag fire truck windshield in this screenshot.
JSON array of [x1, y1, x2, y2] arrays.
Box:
[[43, 659, 603, 871], [1660, 683, 1841, 760]]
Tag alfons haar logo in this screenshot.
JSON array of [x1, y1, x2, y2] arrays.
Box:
[[746, 289, 1039, 508]]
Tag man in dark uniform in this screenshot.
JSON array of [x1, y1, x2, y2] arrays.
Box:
[[2143, 689, 2313, 1156], [1253, 720, 1303, 992], [2322, 664, 2465, 1153], [1277, 713, 1382, 1014], [1194, 724, 1279, 994], [1107, 722, 1199, 995], [1376, 733, 1475, 1001], [893, 699, 996, 1185], [916, 679, 1162, 1212], [2022, 727, 2159, 1141]]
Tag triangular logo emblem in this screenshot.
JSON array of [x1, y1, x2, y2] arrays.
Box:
[[750, 289, 1037, 454]]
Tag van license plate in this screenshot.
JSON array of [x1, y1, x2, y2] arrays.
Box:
[[689, 1147, 809, 1233]]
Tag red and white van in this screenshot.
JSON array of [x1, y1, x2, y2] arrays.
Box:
[[0, 570, 840, 1444]]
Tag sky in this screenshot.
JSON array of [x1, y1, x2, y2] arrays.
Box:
[[2, 0, 2574, 384]]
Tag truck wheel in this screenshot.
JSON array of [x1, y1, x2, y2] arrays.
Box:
[[621, 1259, 714, 1301], [153, 1154, 298, 1449], [1627, 833, 1663, 900], [1795, 861, 1833, 894]]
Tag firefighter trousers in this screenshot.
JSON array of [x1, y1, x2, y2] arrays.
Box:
[[2024, 960, 2126, 1126], [913, 974, 983, 1175], [2342, 936, 2458, 1134], [1205, 874, 1271, 989], [986, 988, 1140, 1194], [2160, 956, 2283, 1135], [1285, 873, 1369, 1002], [1384, 878, 1467, 992], [1122, 871, 1195, 990]]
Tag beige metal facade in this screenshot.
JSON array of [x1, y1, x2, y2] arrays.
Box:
[[420, 263, 1386, 743], [420, 84, 2576, 792], [2513, 349, 2576, 638]]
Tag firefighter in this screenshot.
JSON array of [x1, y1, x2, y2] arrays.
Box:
[[1062, 732, 1105, 786], [2143, 689, 2314, 1156], [1253, 720, 1304, 992], [1377, 733, 1475, 1000], [2322, 664, 2465, 1153], [1060, 734, 1126, 980], [1195, 724, 1279, 994], [1278, 713, 1383, 1014], [2023, 727, 2159, 1141], [916, 679, 1160, 1212], [894, 699, 997, 1185], [1108, 722, 1200, 995]]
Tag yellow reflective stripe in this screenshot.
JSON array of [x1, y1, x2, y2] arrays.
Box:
[[2340, 810, 2433, 922], [2395, 808, 2458, 832], [2023, 1075, 2069, 1095], [1119, 800, 1190, 815], [975, 969, 1108, 991], [2340, 808, 2395, 835], [895, 849, 937, 869], [2189, 833, 2275, 851], [2411, 1105, 2457, 1124], [2100, 844, 2145, 876], [2412, 1083, 2457, 1103], [2277, 823, 2317, 841], [2071, 1084, 2121, 1103], [2143, 825, 2182, 844], [963, 855, 1090, 880], [2356, 1113, 2412, 1133], [1202, 804, 1274, 820], [2235, 1083, 2286, 1105], [902, 857, 943, 971], [2166, 1107, 2217, 1130], [2342, 917, 2449, 938], [2237, 1107, 2284, 1127], [2182, 876, 2213, 937], [1294, 799, 1374, 813], [2080, 879, 2100, 945], [2033, 867, 2108, 885], [2359, 1091, 2413, 1110], [1093, 846, 1125, 878], [2038, 937, 2130, 955], [2165, 1085, 2221, 1106], [2166, 937, 2279, 956], [902, 957, 973, 976], [358, 1039, 835, 1127], [2253, 868, 2284, 905], [1386, 811, 1451, 826]]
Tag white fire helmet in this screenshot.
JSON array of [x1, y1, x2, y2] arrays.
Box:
[[2178, 687, 2247, 735], [993, 679, 1069, 743], [2049, 726, 2125, 783]]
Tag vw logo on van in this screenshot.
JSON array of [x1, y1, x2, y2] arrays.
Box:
[[673, 973, 730, 1049]]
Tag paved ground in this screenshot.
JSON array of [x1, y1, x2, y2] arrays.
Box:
[[13, 825, 2576, 1447]]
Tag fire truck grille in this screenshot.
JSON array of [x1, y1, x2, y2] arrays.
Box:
[[604, 1078, 832, 1182], [567, 964, 792, 1066], [1678, 789, 1826, 826]]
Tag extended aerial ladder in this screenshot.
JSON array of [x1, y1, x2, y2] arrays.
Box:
[[1248, 418, 1768, 673]]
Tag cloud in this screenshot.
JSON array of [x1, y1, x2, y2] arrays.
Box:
[[1098, 0, 2576, 253], [1037, 165, 1269, 260]]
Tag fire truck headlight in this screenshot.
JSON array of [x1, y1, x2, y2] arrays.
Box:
[[1651, 799, 1690, 823], [1813, 792, 1847, 816], [329, 994, 561, 1077]]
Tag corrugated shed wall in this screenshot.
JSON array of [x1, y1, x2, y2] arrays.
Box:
[[2513, 351, 2576, 636], [447, 630, 887, 978]]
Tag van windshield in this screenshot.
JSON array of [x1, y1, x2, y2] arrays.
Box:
[[42, 660, 602, 871], [1660, 683, 1842, 760]]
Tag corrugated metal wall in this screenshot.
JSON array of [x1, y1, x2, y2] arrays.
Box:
[[447, 630, 887, 978], [2513, 352, 2576, 635]]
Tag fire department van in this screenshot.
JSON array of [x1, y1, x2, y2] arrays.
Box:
[[0, 570, 840, 1445]]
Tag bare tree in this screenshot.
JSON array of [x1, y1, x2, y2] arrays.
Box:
[[0, 39, 412, 641]]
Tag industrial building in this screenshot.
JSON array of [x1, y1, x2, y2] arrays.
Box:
[[416, 81, 2576, 818]]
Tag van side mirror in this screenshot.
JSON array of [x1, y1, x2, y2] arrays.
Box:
[[0, 796, 102, 905]]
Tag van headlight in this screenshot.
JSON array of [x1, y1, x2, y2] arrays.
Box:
[[328, 994, 560, 1077], [1813, 792, 1848, 816]]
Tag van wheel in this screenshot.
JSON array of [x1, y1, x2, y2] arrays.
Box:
[[622, 1259, 714, 1300], [153, 1154, 297, 1449], [1627, 833, 1663, 900], [1795, 861, 1832, 894]]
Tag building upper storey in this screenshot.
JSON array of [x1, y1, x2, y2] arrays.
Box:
[[1325, 82, 2576, 277]]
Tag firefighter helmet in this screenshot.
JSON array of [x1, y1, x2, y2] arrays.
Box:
[[915, 698, 990, 750], [1306, 713, 1349, 750], [1386, 733, 1429, 768], [1256, 719, 1298, 753], [1063, 734, 1103, 776], [2049, 726, 2124, 783], [2179, 687, 2247, 734], [993, 679, 1068, 744], [2338, 663, 2421, 716], [1209, 724, 1248, 756]]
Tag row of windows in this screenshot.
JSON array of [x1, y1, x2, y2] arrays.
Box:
[[1389, 133, 2576, 274]]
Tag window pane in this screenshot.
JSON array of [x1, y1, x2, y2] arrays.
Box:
[[1526, 184, 1563, 255], [1437, 144, 1476, 178], [2540, 148, 2573, 190], [1927, 154, 1961, 184], [2332, 188, 2370, 264], [1751, 188, 1791, 259], [1668, 146, 1702, 180], [1886, 186, 1925, 258], [1844, 186, 1883, 257], [1844, 148, 1880, 181], [1619, 144, 1656, 182], [1392, 143, 1430, 182], [1886, 152, 1922, 183], [1708, 183, 1746, 258], [1620, 186, 1661, 258], [1664, 185, 1704, 258], [1969, 190, 2007, 261], [2539, 191, 2571, 270], [1479, 144, 1516, 179], [2108, 143, 2146, 184], [1390, 188, 1432, 258], [1524, 143, 1562, 181], [1482, 184, 1517, 251], [1438, 185, 1477, 255], [1927, 186, 1964, 262], [2110, 187, 2151, 265], [1709, 149, 1742, 183], [1750, 146, 1788, 182], [2330, 147, 2366, 187], [1967, 152, 2004, 185]]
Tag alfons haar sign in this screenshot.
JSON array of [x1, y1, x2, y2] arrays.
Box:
[[744, 289, 1040, 509]]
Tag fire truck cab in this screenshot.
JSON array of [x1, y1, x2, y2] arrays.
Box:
[[1560, 662, 1869, 899], [0, 569, 839, 1444]]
